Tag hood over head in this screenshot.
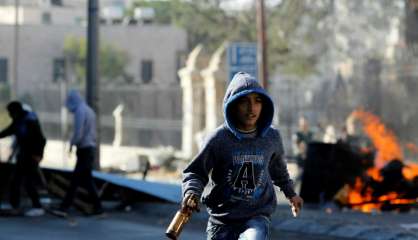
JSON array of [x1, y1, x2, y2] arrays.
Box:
[[65, 89, 84, 113], [223, 72, 274, 139], [6, 101, 26, 120]]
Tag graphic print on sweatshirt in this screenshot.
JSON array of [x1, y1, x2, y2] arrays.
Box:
[[226, 150, 266, 201]]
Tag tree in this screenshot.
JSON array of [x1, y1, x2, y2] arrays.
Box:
[[63, 35, 131, 85], [129, 0, 328, 76], [131, 0, 251, 52]]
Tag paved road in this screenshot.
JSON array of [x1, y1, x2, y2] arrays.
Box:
[[0, 211, 354, 240], [2, 201, 417, 240]]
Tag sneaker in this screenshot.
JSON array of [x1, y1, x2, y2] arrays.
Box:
[[24, 208, 45, 217]]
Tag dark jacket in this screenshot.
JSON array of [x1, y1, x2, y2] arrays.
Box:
[[0, 110, 46, 158]]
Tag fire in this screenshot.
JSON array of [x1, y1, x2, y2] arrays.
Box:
[[351, 110, 403, 168], [345, 181, 416, 213], [342, 110, 418, 213], [345, 178, 377, 213], [366, 168, 382, 181], [403, 162, 418, 180]]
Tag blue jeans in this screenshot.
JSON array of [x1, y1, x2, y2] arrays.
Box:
[[206, 215, 270, 240]]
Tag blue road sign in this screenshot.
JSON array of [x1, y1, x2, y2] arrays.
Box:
[[227, 42, 258, 81]]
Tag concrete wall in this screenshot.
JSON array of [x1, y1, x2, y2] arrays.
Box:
[[0, 24, 186, 94]]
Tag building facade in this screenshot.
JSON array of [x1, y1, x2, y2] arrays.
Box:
[[0, 2, 187, 148]]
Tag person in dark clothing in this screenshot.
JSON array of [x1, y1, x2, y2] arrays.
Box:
[[53, 90, 103, 216], [182, 72, 303, 240], [0, 101, 46, 217], [7, 104, 34, 164]]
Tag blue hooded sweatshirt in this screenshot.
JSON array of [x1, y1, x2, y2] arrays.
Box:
[[182, 72, 296, 224], [66, 90, 97, 148]]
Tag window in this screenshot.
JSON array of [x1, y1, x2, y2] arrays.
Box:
[[0, 58, 8, 83], [42, 12, 51, 24], [53, 58, 65, 82], [141, 60, 153, 83]]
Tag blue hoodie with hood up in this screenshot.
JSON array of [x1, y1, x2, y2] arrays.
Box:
[[182, 72, 296, 224], [66, 90, 97, 148]]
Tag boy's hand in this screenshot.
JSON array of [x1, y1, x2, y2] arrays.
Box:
[[182, 193, 200, 212], [289, 195, 303, 217]]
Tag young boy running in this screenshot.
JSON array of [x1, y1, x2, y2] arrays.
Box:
[[182, 72, 303, 240]]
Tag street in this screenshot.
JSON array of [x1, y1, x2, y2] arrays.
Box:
[[0, 210, 355, 240]]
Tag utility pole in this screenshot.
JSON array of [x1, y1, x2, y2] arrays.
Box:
[[87, 0, 101, 170], [12, 0, 20, 99], [256, 0, 268, 89]]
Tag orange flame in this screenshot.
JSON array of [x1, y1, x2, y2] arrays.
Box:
[[351, 110, 403, 168], [346, 179, 378, 212], [403, 162, 418, 181], [344, 110, 418, 213], [366, 168, 383, 182]]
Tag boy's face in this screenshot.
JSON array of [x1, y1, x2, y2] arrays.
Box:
[[234, 93, 263, 131]]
